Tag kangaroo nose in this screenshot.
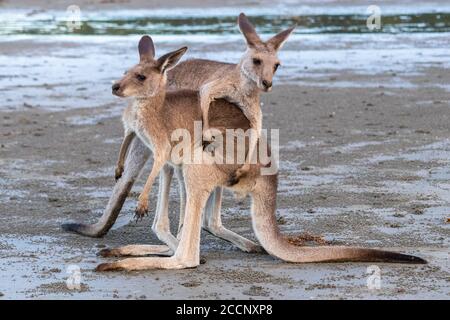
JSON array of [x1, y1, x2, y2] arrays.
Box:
[[262, 80, 272, 89], [112, 83, 120, 93]]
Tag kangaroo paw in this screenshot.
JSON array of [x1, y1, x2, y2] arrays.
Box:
[[235, 165, 250, 179], [96, 262, 123, 272], [202, 140, 212, 151], [203, 140, 220, 154], [228, 165, 250, 186], [98, 248, 119, 257], [227, 172, 240, 186], [115, 166, 124, 181], [134, 204, 148, 222], [202, 130, 214, 142], [202, 134, 216, 151]]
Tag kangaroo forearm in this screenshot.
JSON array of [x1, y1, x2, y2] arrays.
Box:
[[140, 168, 159, 201], [117, 132, 135, 167], [62, 137, 150, 237], [200, 94, 212, 129]]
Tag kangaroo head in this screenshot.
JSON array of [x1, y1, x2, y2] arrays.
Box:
[[238, 13, 295, 92], [112, 35, 187, 98]]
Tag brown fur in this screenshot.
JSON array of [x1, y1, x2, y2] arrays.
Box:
[[199, 13, 295, 183]]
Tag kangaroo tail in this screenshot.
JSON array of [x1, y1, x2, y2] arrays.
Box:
[[62, 138, 150, 237], [250, 174, 426, 264]]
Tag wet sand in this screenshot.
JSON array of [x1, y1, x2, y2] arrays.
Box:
[[1, 76, 449, 298]]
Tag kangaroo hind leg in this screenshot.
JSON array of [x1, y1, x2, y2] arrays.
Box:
[[203, 187, 262, 253], [96, 167, 213, 271], [98, 244, 172, 257]]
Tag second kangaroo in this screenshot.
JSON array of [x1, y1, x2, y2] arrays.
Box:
[[200, 13, 295, 183]]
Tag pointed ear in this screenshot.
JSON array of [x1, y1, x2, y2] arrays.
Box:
[[238, 12, 262, 47], [138, 35, 155, 61], [266, 26, 295, 51], [156, 47, 188, 73]]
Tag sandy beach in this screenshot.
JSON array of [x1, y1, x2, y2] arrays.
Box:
[[0, 0, 449, 299]]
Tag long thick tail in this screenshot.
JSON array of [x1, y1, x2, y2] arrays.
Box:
[[61, 138, 150, 237], [250, 174, 427, 264]]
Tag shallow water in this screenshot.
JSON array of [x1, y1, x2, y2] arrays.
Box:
[[0, 5, 449, 35]]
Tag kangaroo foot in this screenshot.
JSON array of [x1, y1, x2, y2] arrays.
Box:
[[134, 203, 148, 222]]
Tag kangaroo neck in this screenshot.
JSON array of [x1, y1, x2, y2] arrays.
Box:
[[235, 63, 260, 98], [136, 86, 166, 113]]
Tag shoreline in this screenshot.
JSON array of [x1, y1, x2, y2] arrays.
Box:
[[1, 0, 450, 13]]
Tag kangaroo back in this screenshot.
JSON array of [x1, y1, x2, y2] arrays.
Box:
[[167, 59, 235, 90]]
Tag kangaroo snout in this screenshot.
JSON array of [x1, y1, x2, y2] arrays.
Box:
[[112, 83, 121, 96], [262, 79, 272, 91]]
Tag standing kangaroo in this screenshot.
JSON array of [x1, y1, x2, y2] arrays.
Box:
[[132, 12, 294, 245], [63, 13, 294, 254], [93, 36, 425, 271], [200, 13, 294, 183]]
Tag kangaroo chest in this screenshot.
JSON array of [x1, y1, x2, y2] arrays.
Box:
[[223, 89, 259, 113], [125, 102, 165, 152]]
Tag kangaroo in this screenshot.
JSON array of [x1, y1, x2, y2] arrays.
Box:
[[199, 13, 294, 184], [94, 36, 426, 271]]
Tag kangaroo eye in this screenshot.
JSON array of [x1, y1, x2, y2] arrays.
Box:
[[274, 63, 281, 72], [136, 74, 146, 81], [253, 58, 261, 66]]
